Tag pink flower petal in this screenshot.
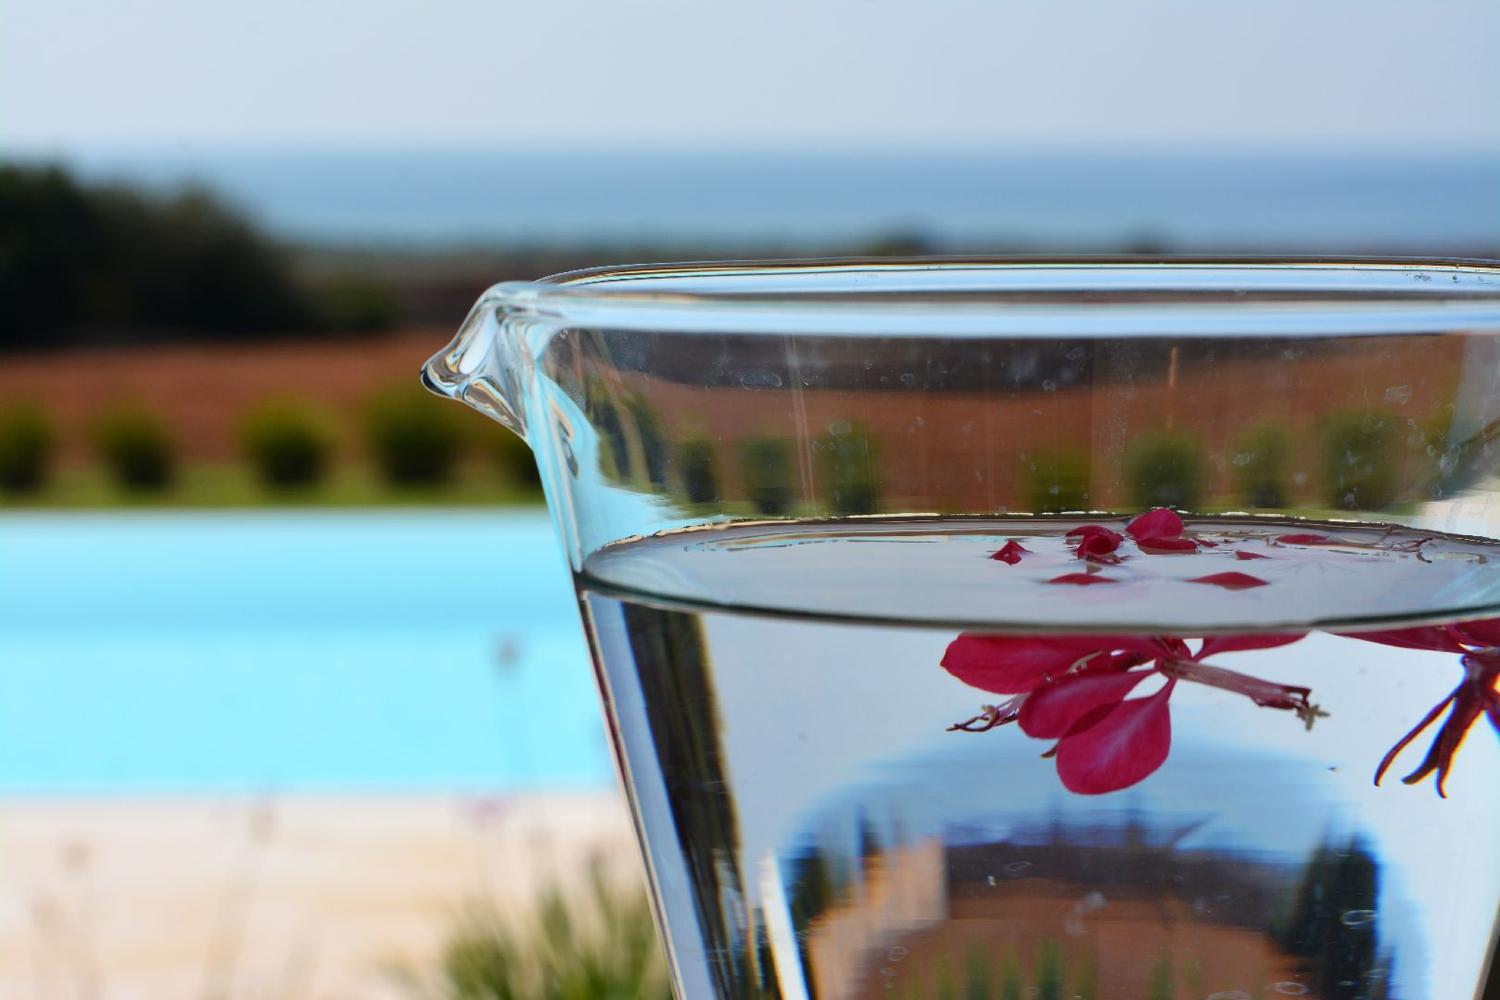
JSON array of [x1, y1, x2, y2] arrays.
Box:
[[1126, 508, 1184, 541], [990, 540, 1030, 565], [1196, 633, 1306, 659], [1187, 572, 1269, 590], [1066, 524, 1121, 541], [1101, 649, 1158, 670], [1135, 536, 1199, 554], [1019, 669, 1153, 739], [1234, 550, 1270, 561], [941, 634, 1110, 694], [1066, 525, 1125, 562], [1055, 680, 1176, 795], [1454, 618, 1500, 649], [1277, 533, 1333, 545], [1049, 572, 1118, 586], [1340, 626, 1467, 653]]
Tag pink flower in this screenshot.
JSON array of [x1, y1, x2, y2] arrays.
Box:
[[1345, 618, 1500, 796], [1136, 536, 1199, 553], [1187, 571, 1269, 590], [943, 632, 1312, 794], [1277, 533, 1333, 546], [990, 540, 1030, 564], [1126, 507, 1200, 554], [1048, 572, 1117, 586], [1065, 524, 1124, 563]]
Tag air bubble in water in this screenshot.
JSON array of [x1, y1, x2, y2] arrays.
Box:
[[1340, 908, 1376, 927], [1271, 983, 1310, 996], [1002, 860, 1031, 877]]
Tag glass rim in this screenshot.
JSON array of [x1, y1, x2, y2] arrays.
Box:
[[482, 255, 1500, 338]]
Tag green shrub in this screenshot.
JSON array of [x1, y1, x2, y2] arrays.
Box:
[[1125, 430, 1204, 511], [0, 401, 55, 494], [623, 396, 669, 489], [430, 859, 669, 1000], [237, 398, 334, 489], [1322, 409, 1399, 510], [92, 405, 174, 492], [1022, 448, 1091, 513], [676, 437, 720, 504], [818, 423, 880, 515], [584, 377, 632, 483], [312, 273, 401, 332], [1145, 956, 1174, 1000], [739, 436, 795, 515], [963, 945, 993, 1000], [999, 950, 1024, 1000], [480, 422, 541, 492], [1036, 940, 1066, 1000], [1233, 422, 1292, 508], [362, 386, 463, 486]]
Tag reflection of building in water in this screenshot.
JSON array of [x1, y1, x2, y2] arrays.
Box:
[[784, 812, 1388, 1000], [799, 837, 947, 1000]]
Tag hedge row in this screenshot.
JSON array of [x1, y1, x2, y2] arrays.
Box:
[[0, 387, 538, 495], [0, 400, 1437, 511]]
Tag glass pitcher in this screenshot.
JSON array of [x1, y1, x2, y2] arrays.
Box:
[[424, 259, 1500, 1000]]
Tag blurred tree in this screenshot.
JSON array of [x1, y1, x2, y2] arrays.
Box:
[[93, 184, 315, 335], [307, 272, 402, 332], [676, 437, 721, 504], [1023, 447, 1092, 513], [0, 400, 55, 494], [362, 386, 464, 486], [1125, 430, 1205, 510], [237, 398, 334, 489], [1233, 421, 1293, 508], [0, 165, 106, 347], [1144, 955, 1175, 1000], [999, 949, 1024, 1000], [622, 396, 669, 490], [93, 404, 175, 492], [860, 231, 935, 257], [818, 423, 880, 516], [1278, 836, 1381, 1000], [1036, 940, 1066, 1000], [1322, 410, 1399, 510], [476, 420, 541, 493], [740, 436, 795, 516], [963, 945, 992, 1000], [0, 164, 318, 347], [935, 955, 958, 1000]]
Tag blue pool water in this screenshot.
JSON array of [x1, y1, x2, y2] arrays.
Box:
[[0, 511, 614, 794]]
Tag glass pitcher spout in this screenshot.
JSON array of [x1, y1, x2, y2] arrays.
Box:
[[421, 281, 537, 439]]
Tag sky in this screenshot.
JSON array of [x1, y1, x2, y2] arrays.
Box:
[[4, 0, 1499, 154]]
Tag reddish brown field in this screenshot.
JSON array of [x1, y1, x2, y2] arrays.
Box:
[[0, 330, 451, 464]]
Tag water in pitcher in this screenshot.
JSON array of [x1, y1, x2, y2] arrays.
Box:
[[579, 513, 1500, 1000]]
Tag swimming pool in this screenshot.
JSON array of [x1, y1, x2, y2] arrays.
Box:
[[0, 511, 614, 793]]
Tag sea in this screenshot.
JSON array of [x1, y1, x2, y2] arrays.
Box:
[[36, 147, 1500, 253]]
